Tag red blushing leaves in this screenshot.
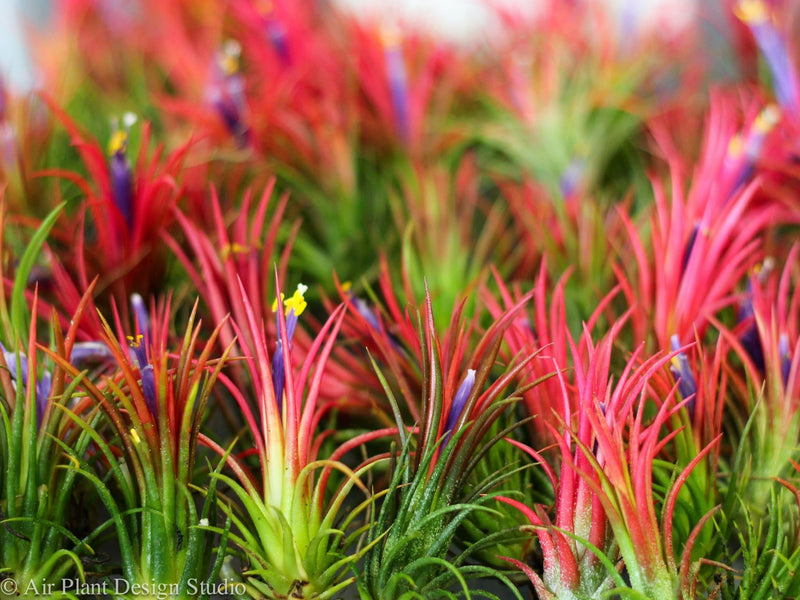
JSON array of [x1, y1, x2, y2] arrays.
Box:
[[39, 96, 192, 315], [618, 93, 788, 350]]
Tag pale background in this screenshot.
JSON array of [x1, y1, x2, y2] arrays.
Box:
[[0, 0, 711, 91]]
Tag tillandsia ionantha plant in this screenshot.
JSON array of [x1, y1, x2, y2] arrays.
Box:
[[40, 99, 194, 314], [357, 289, 549, 600], [50, 294, 233, 598], [0, 201, 104, 596], [202, 278, 383, 600]]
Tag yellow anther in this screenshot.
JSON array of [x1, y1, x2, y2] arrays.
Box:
[[272, 283, 308, 316], [219, 40, 242, 76], [127, 334, 144, 347], [341, 281, 352, 293], [754, 105, 780, 134], [256, 0, 274, 16], [734, 0, 768, 24], [131, 428, 141, 444], [221, 243, 249, 261], [271, 293, 284, 313], [727, 133, 744, 158], [379, 26, 401, 49], [284, 284, 307, 316], [108, 130, 128, 156]]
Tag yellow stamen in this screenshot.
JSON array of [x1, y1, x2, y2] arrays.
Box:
[[219, 40, 242, 76], [735, 0, 768, 24], [379, 26, 401, 49], [284, 284, 307, 316], [127, 334, 144, 347], [272, 283, 308, 316], [727, 133, 744, 158], [754, 105, 780, 134], [256, 0, 274, 16], [108, 130, 128, 156], [131, 428, 141, 444], [341, 281, 352, 293], [271, 293, 284, 313], [221, 242, 250, 261]]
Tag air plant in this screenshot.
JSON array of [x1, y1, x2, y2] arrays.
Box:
[[49, 294, 233, 596], [617, 93, 784, 350], [39, 99, 193, 314], [357, 288, 547, 599], [166, 182, 388, 430], [735, 0, 800, 114], [506, 315, 720, 598], [200, 278, 384, 599], [721, 247, 800, 529], [0, 202, 103, 592]]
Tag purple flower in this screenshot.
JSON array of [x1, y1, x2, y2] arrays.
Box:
[[722, 106, 780, 195], [272, 284, 307, 416], [559, 157, 585, 200], [681, 222, 700, 275], [1, 343, 52, 429], [69, 341, 114, 366], [381, 29, 410, 144], [128, 335, 157, 417], [131, 293, 150, 336], [779, 333, 792, 388], [209, 41, 249, 145], [442, 369, 476, 448], [669, 335, 697, 416], [737, 1, 800, 111], [108, 113, 137, 231]]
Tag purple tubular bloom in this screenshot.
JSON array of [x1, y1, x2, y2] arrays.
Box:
[[131, 293, 151, 336], [669, 335, 697, 416], [140, 364, 157, 417], [271, 339, 285, 416], [442, 369, 476, 448], [1, 343, 52, 428], [779, 333, 792, 388], [559, 158, 584, 200], [129, 337, 157, 417], [681, 222, 700, 275], [35, 372, 52, 429], [70, 341, 114, 366], [272, 308, 299, 417], [748, 20, 799, 111], [353, 297, 381, 332], [266, 19, 290, 63], [738, 282, 766, 373], [214, 92, 244, 137], [383, 38, 410, 144], [110, 150, 134, 231]]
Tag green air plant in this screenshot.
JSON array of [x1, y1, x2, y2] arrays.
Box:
[[0, 202, 103, 596], [357, 288, 549, 599], [720, 249, 800, 538], [50, 296, 233, 598], [201, 278, 384, 599]]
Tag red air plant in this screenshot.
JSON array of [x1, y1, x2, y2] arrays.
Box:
[[734, 0, 800, 114], [617, 92, 785, 349], [718, 248, 800, 514], [351, 19, 463, 157], [199, 277, 384, 599], [485, 261, 619, 448], [39, 98, 193, 315], [166, 182, 387, 424], [502, 319, 720, 599]]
